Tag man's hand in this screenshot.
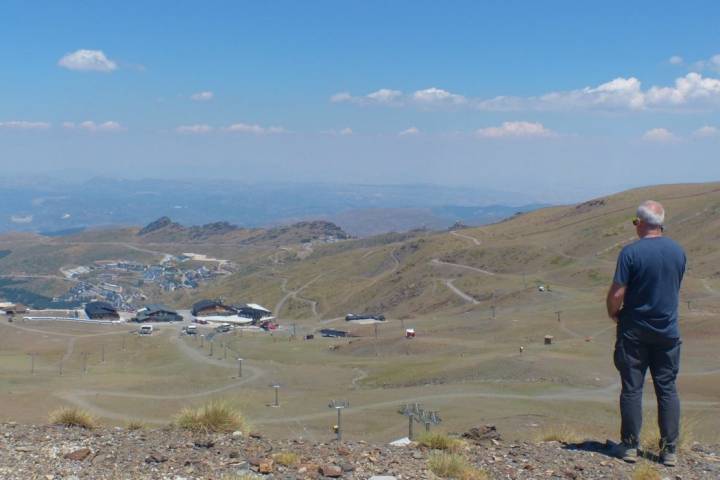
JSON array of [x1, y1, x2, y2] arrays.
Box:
[[606, 282, 626, 322]]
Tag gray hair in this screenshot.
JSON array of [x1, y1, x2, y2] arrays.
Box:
[[637, 200, 665, 226]]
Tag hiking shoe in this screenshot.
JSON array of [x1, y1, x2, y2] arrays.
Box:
[[614, 443, 638, 463], [661, 448, 678, 467]]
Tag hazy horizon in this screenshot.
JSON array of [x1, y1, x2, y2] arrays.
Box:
[[3, 1, 720, 202]]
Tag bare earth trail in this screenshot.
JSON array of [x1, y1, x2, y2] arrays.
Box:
[[55, 332, 265, 423], [450, 230, 482, 246], [275, 274, 325, 320], [3, 321, 132, 339], [430, 258, 495, 276], [255, 380, 719, 426], [443, 279, 480, 304]]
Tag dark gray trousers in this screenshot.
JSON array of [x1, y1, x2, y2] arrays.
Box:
[[613, 327, 681, 449]]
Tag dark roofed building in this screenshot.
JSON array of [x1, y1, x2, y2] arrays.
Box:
[[135, 304, 183, 322], [233, 303, 273, 321], [85, 301, 120, 320], [3, 303, 28, 315], [191, 299, 235, 317]]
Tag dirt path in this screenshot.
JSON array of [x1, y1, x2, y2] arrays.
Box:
[[443, 279, 480, 304], [2, 322, 131, 339], [255, 380, 719, 426], [54, 333, 265, 422], [275, 275, 324, 319], [350, 368, 368, 389], [451, 230, 482, 246], [430, 258, 495, 276]]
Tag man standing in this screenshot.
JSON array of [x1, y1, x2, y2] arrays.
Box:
[[606, 200, 686, 466]]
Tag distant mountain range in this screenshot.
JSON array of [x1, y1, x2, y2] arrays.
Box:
[[0, 177, 547, 237]]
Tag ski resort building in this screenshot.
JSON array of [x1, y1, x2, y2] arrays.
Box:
[[85, 301, 120, 320], [134, 304, 183, 322]]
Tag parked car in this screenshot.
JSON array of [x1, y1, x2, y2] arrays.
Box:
[[139, 325, 154, 335], [193, 317, 209, 325], [185, 325, 198, 335], [215, 323, 231, 333]]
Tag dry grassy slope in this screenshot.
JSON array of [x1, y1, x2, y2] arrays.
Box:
[[195, 182, 720, 319]]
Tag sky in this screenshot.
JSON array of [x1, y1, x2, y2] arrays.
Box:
[[2, 0, 720, 201]]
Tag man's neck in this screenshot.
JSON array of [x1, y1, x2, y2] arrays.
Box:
[[641, 229, 663, 239]]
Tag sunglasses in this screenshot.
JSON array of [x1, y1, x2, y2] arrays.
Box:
[[632, 217, 665, 231]]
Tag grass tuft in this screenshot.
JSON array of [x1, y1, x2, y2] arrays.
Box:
[[416, 431, 465, 452], [641, 415, 696, 453], [427, 452, 489, 479], [273, 451, 300, 466], [175, 400, 246, 433], [126, 420, 145, 431], [49, 407, 96, 429], [536, 424, 585, 444], [632, 463, 661, 480]]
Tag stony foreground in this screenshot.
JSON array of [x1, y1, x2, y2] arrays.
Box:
[[1, 423, 719, 479]]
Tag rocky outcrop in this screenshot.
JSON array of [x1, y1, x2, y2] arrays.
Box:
[[1, 423, 718, 479], [137, 217, 182, 236]]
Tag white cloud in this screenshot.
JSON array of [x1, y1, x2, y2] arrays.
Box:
[[412, 87, 466, 105], [476, 121, 556, 139], [339, 127, 353, 136], [334, 73, 720, 112], [642, 128, 678, 143], [0, 121, 51, 130], [176, 124, 213, 134], [366, 89, 403, 104], [330, 92, 353, 103], [669, 55, 684, 65], [331, 89, 403, 105], [693, 54, 720, 73], [64, 121, 125, 132], [58, 49, 117, 72], [399, 127, 420, 136], [224, 123, 287, 135], [190, 91, 214, 101], [645, 73, 720, 106], [693, 125, 719, 138], [10, 215, 33, 224]]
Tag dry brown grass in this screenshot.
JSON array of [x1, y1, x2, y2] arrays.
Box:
[[631, 463, 662, 480], [175, 400, 246, 433], [536, 424, 585, 444], [126, 420, 146, 431], [49, 407, 97, 429], [640, 415, 697, 453], [416, 431, 466, 453], [273, 451, 300, 467], [427, 452, 489, 479]]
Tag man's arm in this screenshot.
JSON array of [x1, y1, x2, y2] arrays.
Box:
[[606, 282, 626, 323]]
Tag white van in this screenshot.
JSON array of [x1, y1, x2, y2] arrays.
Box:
[[139, 325, 154, 335], [215, 323, 231, 333], [185, 325, 198, 335]]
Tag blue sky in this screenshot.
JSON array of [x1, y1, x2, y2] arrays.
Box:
[[2, 1, 720, 201]]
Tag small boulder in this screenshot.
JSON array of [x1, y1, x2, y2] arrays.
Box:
[[64, 448, 92, 461], [320, 464, 343, 477]]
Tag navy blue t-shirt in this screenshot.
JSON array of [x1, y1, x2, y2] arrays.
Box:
[[613, 236, 686, 339]]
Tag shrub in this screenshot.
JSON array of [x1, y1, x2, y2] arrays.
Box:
[[632, 463, 661, 480], [416, 431, 465, 452], [537, 424, 585, 444], [49, 407, 96, 429], [176, 400, 246, 433], [427, 452, 488, 479], [126, 420, 145, 431], [273, 451, 300, 466]]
